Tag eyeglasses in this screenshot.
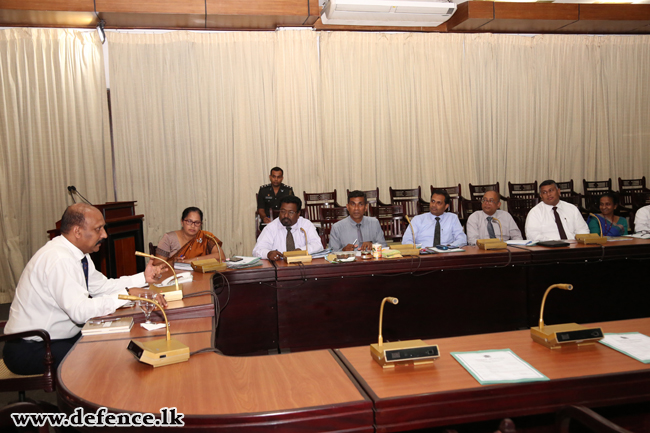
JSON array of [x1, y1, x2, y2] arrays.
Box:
[[183, 219, 202, 227], [279, 209, 297, 216], [481, 199, 498, 204]]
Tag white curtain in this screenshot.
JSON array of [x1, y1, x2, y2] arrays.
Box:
[[0, 29, 112, 303]]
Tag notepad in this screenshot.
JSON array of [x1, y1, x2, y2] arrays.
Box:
[[599, 333, 650, 364], [82, 317, 134, 335], [452, 349, 549, 385]]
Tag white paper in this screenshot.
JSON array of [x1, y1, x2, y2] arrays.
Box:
[[600, 333, 650, 363], [141, 322, 166, 331], [505, 240, 536, 246], [174, 262, 193, 271], [452, 349, 547, 384]]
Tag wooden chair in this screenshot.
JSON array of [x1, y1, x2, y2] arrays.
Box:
[[508, 197, 539, 236], [461, 198, 483, 222], [583, 178, 613, 213], [468, 182, 500, 201], [303, 190, 339, 223], [346, 188, 387, 216], [508, 181, 538, 200], [556, 405, 633, 433], [556, 180, 577, 196], [618, 176, 648, 211], [431, 184, 464, 219], [319, 206, 349, 248], [374, 204, 406, 243], [389, 186, 425, 218], [0, 321, 55, 402]]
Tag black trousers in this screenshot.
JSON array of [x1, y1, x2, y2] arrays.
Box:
[[3, 333, 81, 375]]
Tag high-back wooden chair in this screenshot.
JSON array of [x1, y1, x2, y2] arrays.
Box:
[[508, 181, 538, 200], [468, 182, 500, 201], [0, 321, 55, 402], [430, 184, 464, 218], [618, 177, 648, 210], [583, 178, 613, 213], [374, 204, 405, 243], [319, 206, 348, 248], [508, 197, 539, 236], [346, 188, 386, 216], [389, 187, 424, 219], [303, 190, 339, 222], [461, 198, 483, 221]]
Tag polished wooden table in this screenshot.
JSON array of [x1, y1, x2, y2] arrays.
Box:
[[57, 317, 373, 432], [336, 318, 650, 433]]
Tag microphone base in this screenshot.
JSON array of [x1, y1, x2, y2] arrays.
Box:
[[370, 340, 439, 368], [477, 239, 508, 250], [127, 338, 190, 367], [575, 234, 607, 245], [286, 254, 312, 264], [191, 259, 227, 273], [392, 244, 420, 256], [530, 323, 604, 349]]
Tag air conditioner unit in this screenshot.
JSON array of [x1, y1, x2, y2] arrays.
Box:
[[320, 0, 457, 27]]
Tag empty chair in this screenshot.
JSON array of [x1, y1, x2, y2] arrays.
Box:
[[431, 184, 463, 218], [583, 179, 612, 213], [389, 187, 424, 218], [618, 176, 648, 210], [374, 204, 405, 243], [508, 181, 538, 200], [468, 182, 500, 201], [303, 190, 339, 222]]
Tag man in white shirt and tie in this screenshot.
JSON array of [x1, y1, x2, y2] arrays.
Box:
[[525, 180, 589, 241]]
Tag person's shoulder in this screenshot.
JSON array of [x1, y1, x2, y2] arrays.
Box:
[[298, 216, 317, 228], [443, 211, 461, 221], [496, 209, 514, 219], [466, 210, 482, 222], [332, 216, 349, 228], [259, 183, 271, 191], [281, 183, 293, 190]]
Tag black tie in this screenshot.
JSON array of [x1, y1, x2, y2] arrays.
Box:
[[486, 216, 496, 239], [553, 206, 567, 240], [81, 257, 89, 288], [286, 226, 295, 251], [434, 217, 441, 246]]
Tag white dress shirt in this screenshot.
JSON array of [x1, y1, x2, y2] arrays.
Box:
[[5, 236, 146, 340], [252, 217, 324, 258], [466, 209, 523, 246], [635, 205, 650, 233], [402, 212, 467, 247], [525, 200, 589, 241]]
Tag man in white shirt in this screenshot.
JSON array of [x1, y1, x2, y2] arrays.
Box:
[[525, 180, 589, 241], [253, 195, 323, 260], [466, 191, 523, 245], [634, 205, 650, 233], [3, 203, 167, 375]]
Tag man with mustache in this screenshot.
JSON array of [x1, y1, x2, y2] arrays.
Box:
[[3, 203, 168, 375], [252, 195, 323, 261]]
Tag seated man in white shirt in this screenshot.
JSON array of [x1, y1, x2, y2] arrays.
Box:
[[3, 203, 167, 375], [634, 205, 650, 233], [252, 195, 323, 261], [525, 179, 589, 241], [466, 191, 523, 245]]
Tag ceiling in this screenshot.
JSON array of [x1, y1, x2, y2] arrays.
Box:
[[1, 0, 649, 34]]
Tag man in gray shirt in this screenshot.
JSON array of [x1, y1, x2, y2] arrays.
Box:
[[466, 190, 523, 245], [329, 191, 387, 251]]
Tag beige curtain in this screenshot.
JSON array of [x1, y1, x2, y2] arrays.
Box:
[[108, 30, 322, 256], [0, 29, 112, 303]]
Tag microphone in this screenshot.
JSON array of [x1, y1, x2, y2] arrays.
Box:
[[575, 215, 606, 244], [589, 213, 603, 237], [284, 227, 313, 263], [476, 216, 507, 250], [377, 297, 398, 346], [67, 186, 76, 203], [67, 185, 93, 205], [492, 217, 504, 242], [530, 283, 603, 349], [394, 215, 420, 256], [191, 233, 227, 272], [135, 251, 180, 293], [118, 294, 190, 367]]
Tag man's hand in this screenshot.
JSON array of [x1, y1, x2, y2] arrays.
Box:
[[342, 244, 356, 251], [359, 241, 373, 252], [128, 287, 168, 308], [144, 259, 167, 284], [267, 250, 284, 261]]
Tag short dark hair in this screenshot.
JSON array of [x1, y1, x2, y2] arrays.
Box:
[[600, 191, 619, 206], [431, 189, 451, 205], [181, 207, 203, 222], [539, 180, 558, 191], [280, 195, 302, 211], [60, 206, 86, 234], [347, 190, 367, 204], [270, 167, 284, 176]]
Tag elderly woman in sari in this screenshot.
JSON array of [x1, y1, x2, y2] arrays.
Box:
[[587, 192, 628, 236], [156, 207, 226, 264]]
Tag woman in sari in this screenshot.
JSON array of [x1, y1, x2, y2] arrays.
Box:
[[156, 207, 226, 263], [587, 192, 628, 236]]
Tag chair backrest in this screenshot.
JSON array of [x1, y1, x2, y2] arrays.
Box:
[[507, 197, 539, 236], [508, 181, 538, 200], [320, 206, 348, 222], [631, 191, 650, 210], [556, 405, 633, 433], [374, 204, 406, 243], [582, 179, 613, 212], [431, 184, 463, 217], [468, 182, 500, 201], [389, 187, 422, 218], [461, 198, 483, 220], [302, 191, 338, 222], [618, 177, 647, 208], [347, 188, 383, 215]]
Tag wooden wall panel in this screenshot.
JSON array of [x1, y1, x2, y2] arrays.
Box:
[[100, 12, 206, 29], [0, 9, 97, 27], [95, 0, 204, 15], [207, 0, 308, 17], [446, 1, 493, 32], [0, 0, 93, 12]]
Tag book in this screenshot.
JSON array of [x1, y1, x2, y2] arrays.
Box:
[[82, 317, 134, 336]]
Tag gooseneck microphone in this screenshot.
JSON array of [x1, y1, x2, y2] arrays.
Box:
[[67, 185, 92, 205], [537, 283, 573, 331], [377, 297, 399, 346]]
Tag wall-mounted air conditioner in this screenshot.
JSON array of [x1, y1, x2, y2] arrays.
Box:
[[320, 0, 458, 27]]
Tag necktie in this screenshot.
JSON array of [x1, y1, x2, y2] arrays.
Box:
[[434, 217, 441, 246], [356, 223, 363, 246], [553, 206, 568, 240], [81, 257, 89, 288], [286, 226, 295, 251], [486, 216, 496, 239]]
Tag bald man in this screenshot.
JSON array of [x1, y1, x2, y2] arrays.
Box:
[[3, 203, 167, 375], [465, 191, 523, 245]]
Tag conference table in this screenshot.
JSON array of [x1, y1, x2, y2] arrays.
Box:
[[56, 238, 650, 431]]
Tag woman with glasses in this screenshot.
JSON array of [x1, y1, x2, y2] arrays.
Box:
[[155, 207, 225, 263], [587, 192, 628, 237]]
